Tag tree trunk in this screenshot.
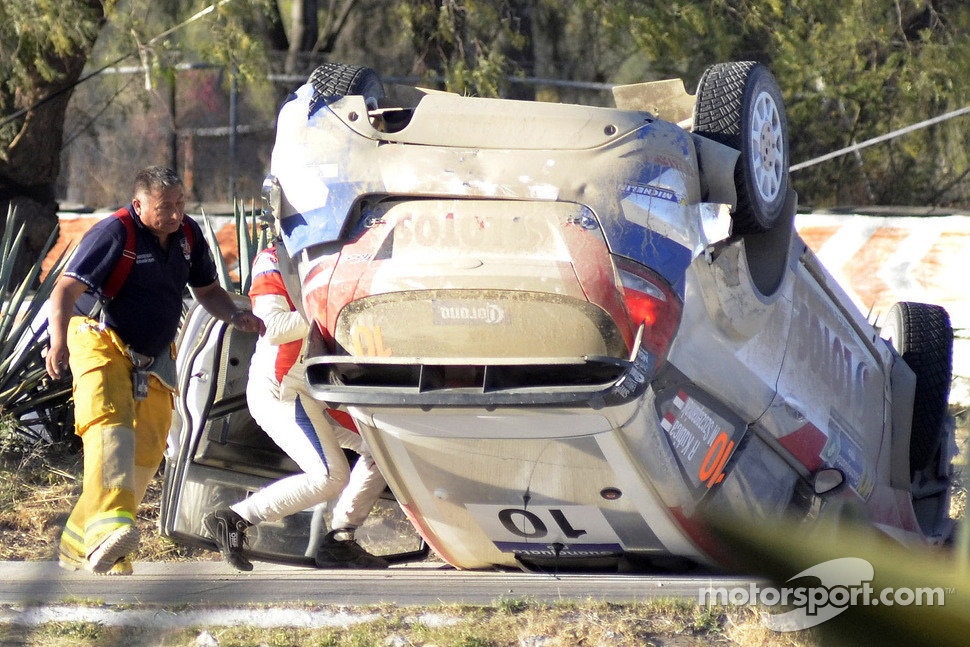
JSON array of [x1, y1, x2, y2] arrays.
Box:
[[285, 0, 321, 75], [314, 0, 359, 54], [0, 0, 106, 287], [0, 63, 86, 286]]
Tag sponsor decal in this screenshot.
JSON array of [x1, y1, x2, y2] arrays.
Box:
[[495, 544, 623, 557], [135, 253, 155, 265], [610, 347, 654, 401], [179, 235, 192, 261], [432, 300, 508, 325], [827, 410, 875, 499], [790, 297, 874, 421], [393, 210, 549, 252], [620, 181, 682, 205], [341, 253, 372, 263]]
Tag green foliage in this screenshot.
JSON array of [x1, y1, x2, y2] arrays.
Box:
[[396, 0, 527, 96], [0, 0, 106, 158], [204, 0, 275, 80], [200, 199, 270, 295], [0, 0, 106, 92], [591, 0, 970, 207], [1, 0, 276, 145], [454, 637, 495, 647], [692, 603, 724, 634], [497, 596, 534, 614], [765, 0, 970, 206], [94, 0, 277, 96], [0, 206, 73, 444], [0, 418, 34, 455]]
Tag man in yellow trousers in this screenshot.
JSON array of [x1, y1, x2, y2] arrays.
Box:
[[45, 166, 264, 575]]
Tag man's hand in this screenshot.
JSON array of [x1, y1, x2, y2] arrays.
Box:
[[45, 276, 89, 380], [194, 282, 266, 335], [45, 342, 70, 380], [230, 309, 266, 335]]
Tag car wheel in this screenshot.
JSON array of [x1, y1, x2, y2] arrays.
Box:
[[881, 302, 953, 472], [693, 62, 790, 234], [308, 62, 385, 117]]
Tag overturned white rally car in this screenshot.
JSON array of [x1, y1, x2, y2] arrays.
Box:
[[162, 62, 955, 572]]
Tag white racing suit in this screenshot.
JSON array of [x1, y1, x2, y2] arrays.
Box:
[[231, 247, 385, 532]]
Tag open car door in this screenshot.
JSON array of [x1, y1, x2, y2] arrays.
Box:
[[159, 299, 427, 567]]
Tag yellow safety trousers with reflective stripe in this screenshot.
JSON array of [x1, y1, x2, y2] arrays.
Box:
[[59, 317, 174, 561]]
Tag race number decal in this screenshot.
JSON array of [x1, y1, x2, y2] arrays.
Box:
[[656, 387, 746, 498], [350, 324, 392, 357], [465, 504, 624, 557]]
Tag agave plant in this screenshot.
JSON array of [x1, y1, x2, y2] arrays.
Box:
[[0, 207, 73, 444], [0, 198, 268, 446], [199, 198, 270, 296]]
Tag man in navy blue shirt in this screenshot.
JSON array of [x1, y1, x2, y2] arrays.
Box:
[[45, 166, 264, 575]]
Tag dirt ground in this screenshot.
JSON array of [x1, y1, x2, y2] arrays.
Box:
[[0, 438, 214, 563]]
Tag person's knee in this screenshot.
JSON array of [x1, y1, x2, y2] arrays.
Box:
[[99, 425, 137, 491], [324, 466, 351, 492], [305, 462, 350, 496]]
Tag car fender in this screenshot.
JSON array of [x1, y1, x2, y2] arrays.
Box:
[[888, 354, 916, 489]]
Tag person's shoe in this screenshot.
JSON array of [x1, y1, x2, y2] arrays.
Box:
[[61, 537, 135, 575], [314, 529, 389, 569], [98, 555, 134, 576], [61, 549, 134, 576], [58, 546, 86, 572], [87, 525, 140, 574], [203, 508, 253, 572]]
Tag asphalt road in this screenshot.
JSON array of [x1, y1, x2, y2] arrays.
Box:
[[1, 560, 755, 607]]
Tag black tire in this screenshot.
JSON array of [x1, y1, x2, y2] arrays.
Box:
[[693, 62, 790, 234], [881, 302, 953, 472], [308, 63, 385, 117]]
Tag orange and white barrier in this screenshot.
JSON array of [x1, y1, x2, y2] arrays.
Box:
[[796, 213, 969, 382]]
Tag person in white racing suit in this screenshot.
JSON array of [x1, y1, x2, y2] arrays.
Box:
[[204, 244, 388, 570]]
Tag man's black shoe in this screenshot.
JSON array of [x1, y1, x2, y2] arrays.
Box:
[[203, 508, 254, 572], [315, 529, 389, 569]]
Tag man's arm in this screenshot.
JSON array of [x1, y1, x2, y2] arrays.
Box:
[[252, 294, 310, 346], [45, 277, 90, 379], [192, 281, 266, 335]]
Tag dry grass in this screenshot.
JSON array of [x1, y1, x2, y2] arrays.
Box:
[[0, 601, 825, 647], [0, 428, 210, 563]]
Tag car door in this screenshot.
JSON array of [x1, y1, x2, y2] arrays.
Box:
[[159, 300, 425, 566], [769, 249, 886, 500]]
